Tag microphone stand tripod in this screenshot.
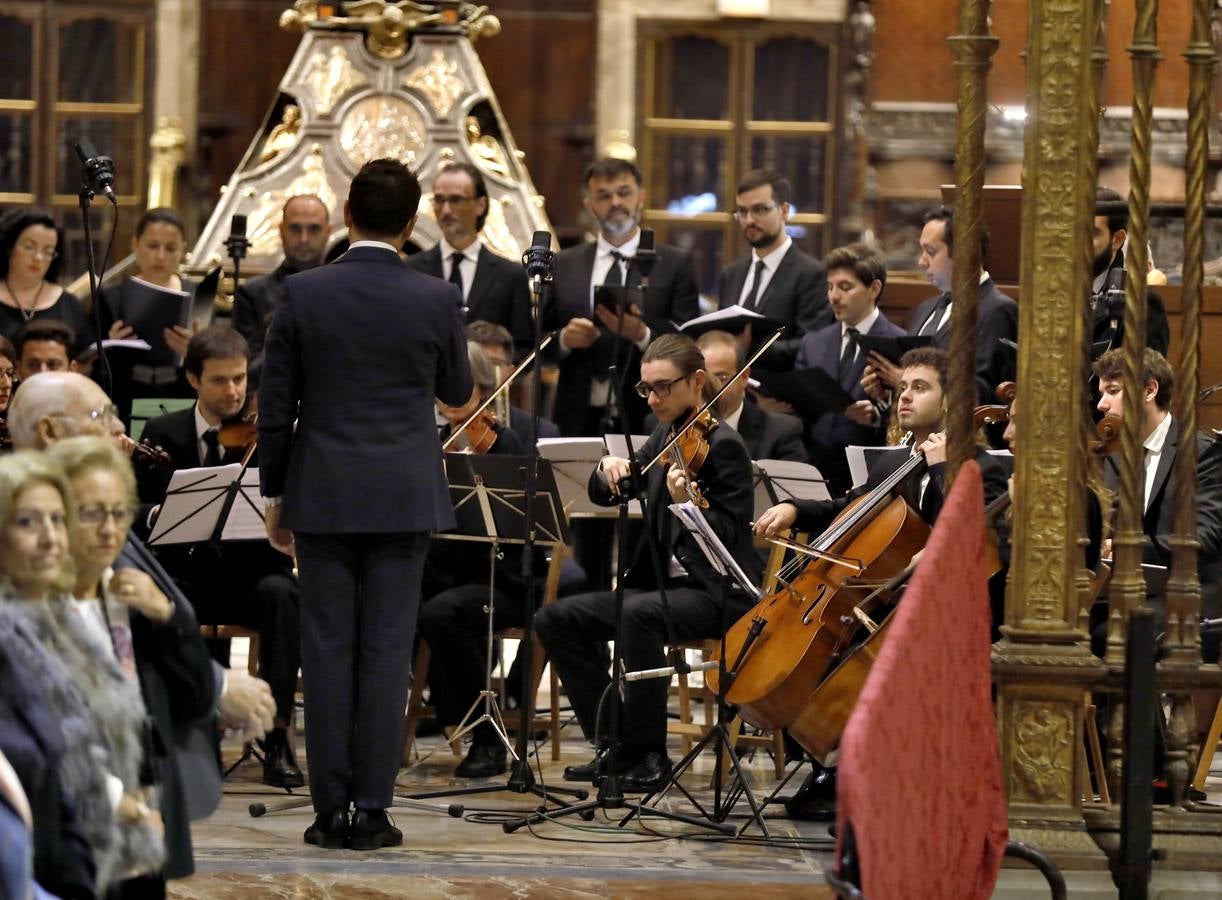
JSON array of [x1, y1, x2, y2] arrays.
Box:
[[503, 370, 732, 836], [77, 148, 117, 397]]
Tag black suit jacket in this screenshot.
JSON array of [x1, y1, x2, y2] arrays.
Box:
[[1103, 417, 1222, 617], [589, 420, 762, 594], [233, 263, 302, 363], [795, 312, 906, 453], [544, 241, 699, 436], [734, 400, 807, 462], [1090, 288, 1170, 357], [790, 445, 1008, 534], [406, 243, 534, 359], [718, 243, 831, 370], [259, 245, 472, 533], [908, 278, 1018, 403]]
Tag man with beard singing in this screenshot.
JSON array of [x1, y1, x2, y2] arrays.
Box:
[[544, 158, 699, 437]]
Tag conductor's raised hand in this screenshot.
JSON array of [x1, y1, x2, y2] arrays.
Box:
[[599, 455, 632, 496], [753, 502, 798, 537], [561, 316, 599, 350]]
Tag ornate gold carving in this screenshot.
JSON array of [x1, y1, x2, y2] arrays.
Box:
[[465, 116, 509, 177], [246, 144, 338, 258], [339, 94, 427, 167], [405, 49, 466, 118], [147, 117, 186, 210], [458, 4, 501, 43], [1012, 703, 1076, 803], [305, 45, 366, 116], [259, 104, 303, 164], [280, 0, 320, 32]]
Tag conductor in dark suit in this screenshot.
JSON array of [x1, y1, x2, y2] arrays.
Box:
[[259, 159, 472, 851], [407, 163, 533, 359], [717, 169, 830, 371], [865, 208, 1017, 408], [545, 158, 699, 436], [793, 244, 905, 494], [233, 195, 331, 370]]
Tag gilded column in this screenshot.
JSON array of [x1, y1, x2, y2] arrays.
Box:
[[944, 0, 997, 484], [992, 0, 1105, 862], [1103, 0, 1159, 793]]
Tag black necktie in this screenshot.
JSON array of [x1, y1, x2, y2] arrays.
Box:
[[838, 326, 859, 384], [742, 259, 766, 310], [448, 253, 465, 298], [202, 429, 222, 467], [604, 250, 625, 288], [921, 293, 951, 335]]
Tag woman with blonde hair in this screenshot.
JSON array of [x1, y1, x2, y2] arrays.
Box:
[[0, 451, 163, 895]]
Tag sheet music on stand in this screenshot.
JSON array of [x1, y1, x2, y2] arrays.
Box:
[[753, 459, 830, 521], [846, 445, 909, 489], [669, 500, 760, 599], [147, 464, 268, 545], [604, 433, 652, 461]]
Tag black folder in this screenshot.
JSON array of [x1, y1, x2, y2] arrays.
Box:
[[854, 334, 934, 366], [752, 367, 855, 420]]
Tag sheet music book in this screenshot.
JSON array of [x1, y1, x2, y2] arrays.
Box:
[[676, 304, 782, 338], [111, 276, 193, 367], [753, 367, 855, 421], [753, 459, 830, 520], [669, 500, 760, 599], [854, 334, 934, 366], [75, 338, 153, 362], [846, 445, 909, 489], [147, 464, 267, 545]]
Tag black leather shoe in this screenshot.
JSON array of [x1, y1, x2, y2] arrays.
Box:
[[785, 766, 837, 821], [563, 747, 609, 783], [349, 808, 402, 851], [303, 810, 349, 849], [618, 751, 672, 793], [262, 728, 305, 789], [455, 741, 508, 778]]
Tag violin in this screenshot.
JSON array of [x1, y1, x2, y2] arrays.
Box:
[[446, 408, 499, 454], [117, 434, 173, 469], [665, 407, 717, 508], [218, 395, 258, 453]]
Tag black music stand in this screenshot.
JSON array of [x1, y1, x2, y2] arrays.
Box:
[[396, 453, 587, 808]]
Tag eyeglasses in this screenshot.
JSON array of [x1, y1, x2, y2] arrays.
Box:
[[706, 371, 737, 386], [634, 375, 687, 399], [10, 510, 66, 533], [431, 194, 476, 208], [0, 369, 17, 383], [87, 404, 120, 424], [733, 203, 779, 220], [78, 505, 135, 527], [15, 241, 58, 261]]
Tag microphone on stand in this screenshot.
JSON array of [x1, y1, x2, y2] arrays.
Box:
[[522, 230, 556, 303], [74, 139, 118, 204], [225, 214, 250, 262]]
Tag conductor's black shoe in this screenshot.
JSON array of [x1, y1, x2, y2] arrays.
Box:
[[303, 810, 349, 849], [618, 751, 673, 793], [455, 741, 508, 778], [349, 809, 402, 851], [262, 728, 305, 789]]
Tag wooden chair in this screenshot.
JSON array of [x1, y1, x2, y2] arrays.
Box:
[[1192, 695, 1222, 792], [402, 551, 566, 764]]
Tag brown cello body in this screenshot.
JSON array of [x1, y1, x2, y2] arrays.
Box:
[[708, 491, 929, 732]]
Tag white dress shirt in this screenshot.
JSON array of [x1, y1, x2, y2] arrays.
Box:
[[1143, 410, 1172, 511], [841, 307, 880, 366], [582, 231, 651, 405], [441, 236, 481, 304], [194, 404, 220, 466], [737, 236, 792, 308], [925, 270, 993, 335]]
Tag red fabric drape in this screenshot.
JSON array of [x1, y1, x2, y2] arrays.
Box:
[[835, 460, 1008, 899]]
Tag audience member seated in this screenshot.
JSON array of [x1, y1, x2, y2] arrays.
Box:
[[49, 435, 219, 883], [0, 209, 92, 359], [0, 451, 164, 894]]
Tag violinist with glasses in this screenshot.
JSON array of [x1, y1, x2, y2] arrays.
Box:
[[533, 333, 761, 793]]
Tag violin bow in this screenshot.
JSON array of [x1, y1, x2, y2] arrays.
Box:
[[640, 326, 784, 476], [442, 332, 554, 452]]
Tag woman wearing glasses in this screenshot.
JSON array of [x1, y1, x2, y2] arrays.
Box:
[[0, 450, 164, 896], [0, 209, 92, 356]]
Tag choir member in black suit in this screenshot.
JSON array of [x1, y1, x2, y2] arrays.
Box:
[[408, 163, 533, 360], [717, 169, 829, 371], [234, 194, 332, 371], [544, 158, 699, 437], [1090, 186, 1170, 356], [259, 159, 472, 851]]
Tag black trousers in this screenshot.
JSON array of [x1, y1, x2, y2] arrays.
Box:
[[533, 584, 752, 754], [295, 530, 430, 814], [418, 581, 532, 745]]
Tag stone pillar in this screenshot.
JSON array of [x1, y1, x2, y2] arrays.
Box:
[[992, 0, 1107, 864]]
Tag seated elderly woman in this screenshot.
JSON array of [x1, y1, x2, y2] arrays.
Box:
[[48, 435, 217, 885], [0, 451, 163, 895]]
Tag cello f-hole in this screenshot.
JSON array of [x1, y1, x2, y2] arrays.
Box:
[[801, 585, 828, 625]]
